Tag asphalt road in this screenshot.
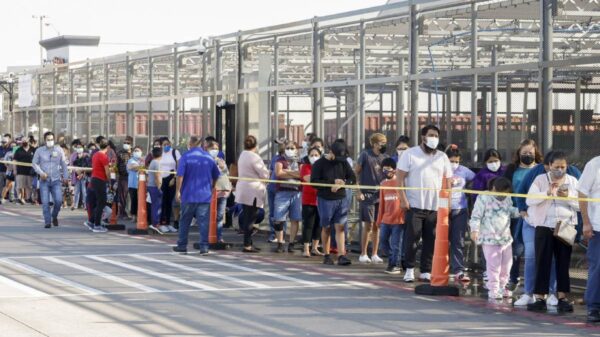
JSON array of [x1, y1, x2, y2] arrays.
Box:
[[0, 203, 597, 337]]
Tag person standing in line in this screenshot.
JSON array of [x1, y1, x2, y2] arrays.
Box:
[[311, 139, 356, 266], [147, 147, 164, 234], [445, 144, 476, 282], [0, 134, 12, 203], [273, 140, 302, 253], [376, 157, 405, 275], [127, 146, 144, 224], [578, 154, 600, 323], [158, 137, 181, 232], [300, 147, 323, 258], [390, 135, 410, 164], [173, 136, 220, 255], [89, 136, 112, 233], [206, 140, 232, 243], [32, 132, 69, 229], [267, 140, 287, 243], [235, 135, 270, 253], [116, 136, 133, 220], [469, 177, 520, 300], [397, 125, 452, 282], [71, 142, 90, 211], [13, 137, 35, 204], [472, 148, 506, 195], [356, 133, 388, 264]]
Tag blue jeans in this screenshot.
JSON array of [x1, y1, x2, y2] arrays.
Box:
[[177, 203, 210, 251], [523, 220, 556, 295], [216, 197, 227, 241], [148, 186, 162, 226], [267, 187, 286, 240], [379, 224, 405, 268], [586, 231, 600, 311], [509, 218, 524, 283], [74, 178, 87, 209], [40, 179, 63, 225], [449, 209, 469, 274]]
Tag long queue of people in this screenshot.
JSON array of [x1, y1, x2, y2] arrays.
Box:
[[1, 126, 600, 322]]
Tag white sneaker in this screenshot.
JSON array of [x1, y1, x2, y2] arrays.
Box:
[[159, 225, 170, 233], [359, 255, 372, 264], [403, 268, 415, 282], [419, 272, 431, 282], [167, 225, 178, 233], [83, 221, 94, 230], [514, 294, 535, 306], [149, 225, 163, 234], [371, 255, 383, 264], [547, 294, 559, 306]]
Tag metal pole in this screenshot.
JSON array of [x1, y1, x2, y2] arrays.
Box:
[[52, 69, 57, 134], [409, 3, 420, 146], [336, 92, 342, 139], [37, 74, 42, 141], [273, 37, 279, 158], [69, 69, 75, 139], [521, 80, 529, 140], [490, 45, 498, 149], [379, 92, 384, 131], [427, 91, 432, 124], [101, 63, 108, 136], [482, 87, 488, 151], [396, 58, 405, 138], [506, 80, 512, 134], [149, 57, 154, 144], [312, 20, 322, 137], [86, 62, 92, 141], [540, 0, 554, 153], [470, 2, 479, 163], [126, 55, 134, 138], [236, 36, 245, 157], [446, 87, 452, 146], [167, 84, 172, 141], [574, 77, 581, 158], [201, 52, 208, 137], [214, 39, 222, 135], [359, 20, 366, 153], [173, 48, 180, 144]]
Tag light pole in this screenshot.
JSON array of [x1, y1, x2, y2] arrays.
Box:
[[0, 74, 15, 134], [32, 15, 48, 65]]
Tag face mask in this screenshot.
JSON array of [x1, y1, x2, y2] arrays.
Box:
[[379, 144, 387, 153], [2, 138, 8, 144], [397, 149, 405, 159], [76, 147, 84, 154], [450, 163, 459, 171], [487, 162, 501, 172], [285, 149, 297, 158], [133, 151, 142, 159], [383, 169, 395, 179], [123, 144, 131, 151], [209, 149, 219, 158], [520, 155, 535, 166], [164, 145, 172, 153], [309, 155, 319, 165], [550, 169, 566, 179], [46, 140, 55, 148], [425, 137, 439, 150]]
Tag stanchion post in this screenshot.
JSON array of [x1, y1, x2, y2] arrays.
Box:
[[128, 171, 149, 235]]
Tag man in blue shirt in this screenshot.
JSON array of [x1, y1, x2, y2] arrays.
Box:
[[173, 136, 220, 254]]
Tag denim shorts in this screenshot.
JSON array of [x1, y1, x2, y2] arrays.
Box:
[[317, 197, 349, 229], [273, 190, 302, 222], [359, 192, 379, 222]]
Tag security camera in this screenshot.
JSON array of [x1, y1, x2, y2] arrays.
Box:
[[198, 45, 207, 55]]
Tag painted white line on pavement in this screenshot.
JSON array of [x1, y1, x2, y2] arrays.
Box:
[[0, 211, 19, 217], [87, 255, 219, 291], [132, 254, 270, 289], [9, 252, 173, 260], [0, 258, 104, 295], [44, 257, 160, 293], [0, 274, 48, 296], [184, 254, 319, 286]]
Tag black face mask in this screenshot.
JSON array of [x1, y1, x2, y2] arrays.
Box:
[[379, 145, 387, 154], [520, 155, 535, 165]]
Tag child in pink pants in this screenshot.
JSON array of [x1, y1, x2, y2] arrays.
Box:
[[469, 177, 520, 300]]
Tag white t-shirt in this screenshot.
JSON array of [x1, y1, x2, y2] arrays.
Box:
[[578, 156, 600, 232], [159, 149, 181, 178], [397, 145, 452, 211]]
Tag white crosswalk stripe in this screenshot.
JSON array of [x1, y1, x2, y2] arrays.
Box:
[[0, 274, 48, 296]]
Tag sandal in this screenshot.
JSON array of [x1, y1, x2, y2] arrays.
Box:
[[311, 249, 324, 256]]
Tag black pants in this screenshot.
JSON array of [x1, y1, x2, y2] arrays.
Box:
[[160, 176, 175, 224], [403, 208, 437, 273], [302, 205, 321, 244], [117, 178, 128, 217], [240, 200, 258, 247], [91, 178, 107, 227], [534, 226, 572, 295], [129, 188, 138, 216]]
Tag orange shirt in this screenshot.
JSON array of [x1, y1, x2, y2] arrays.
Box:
[[376, 178, 405, 225]]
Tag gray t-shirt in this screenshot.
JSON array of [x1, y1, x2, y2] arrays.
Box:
[[147, 159, 160, 187], [357, 149, 387, 195]]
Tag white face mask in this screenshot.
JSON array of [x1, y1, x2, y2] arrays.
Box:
[[2, 137, 8, 143], [209, 149, 219, 158], [133, 151, 142, 159], [76, 147, 84, 154], [123, 144, 131, 151], [425, 137, 439, 150], [487, 161, 501, 172], [450, 163, 459, 171], [285, 149, 297, 158], [46, 140, 54, 148], [397, 149, 406, 159], [309, 155, 319, 165]]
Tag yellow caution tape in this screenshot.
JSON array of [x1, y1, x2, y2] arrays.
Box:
[[1, 159, 599, 202]]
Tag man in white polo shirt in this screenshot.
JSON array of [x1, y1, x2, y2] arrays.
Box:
[[397, 125, 452, 282], [578, 155, 600, 323]]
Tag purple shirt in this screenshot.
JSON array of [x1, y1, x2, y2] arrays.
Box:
[[472, 165, 506, 196], [450, 165, 476, 209]]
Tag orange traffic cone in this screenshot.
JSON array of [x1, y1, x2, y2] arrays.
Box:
[[129, 172, 149, 235], [415, 179, 459, 296], [195, 188, 228, 250], [106, 192, 126, 231]]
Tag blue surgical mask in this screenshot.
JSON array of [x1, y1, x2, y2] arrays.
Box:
[[164, 145, 172, 153]]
